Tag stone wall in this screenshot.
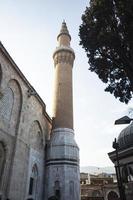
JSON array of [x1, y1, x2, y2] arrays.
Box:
[[0, 43, 51, 200]]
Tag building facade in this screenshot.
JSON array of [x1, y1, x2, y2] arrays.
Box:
[[80, 173, 119, 200], [0, 41, 51, 200], [108, 122, 133, 200], [0, 22, 80, 200]]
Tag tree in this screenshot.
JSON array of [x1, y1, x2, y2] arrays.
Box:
[[79, 0, 133, 103]]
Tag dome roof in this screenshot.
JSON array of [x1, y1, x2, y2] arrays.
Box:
[[118, 122, 133, 150]]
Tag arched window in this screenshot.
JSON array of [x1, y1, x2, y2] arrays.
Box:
[[54, 181, 60, 199], [0, 143, 5, 183], [8, 79, 22, 133], [0, 87, 14, 121], [29, 121, 43, 151], [108, 191, 119, 200], [28, 164, 38, 200]]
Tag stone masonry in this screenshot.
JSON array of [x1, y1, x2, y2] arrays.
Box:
[[0, 42, 51, 200]]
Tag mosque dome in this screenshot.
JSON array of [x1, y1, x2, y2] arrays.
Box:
[[118, 122, 133, 150]]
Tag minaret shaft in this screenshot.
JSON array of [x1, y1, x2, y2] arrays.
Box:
[[52, 22, 75, 129], [52, 59, 73, 129]]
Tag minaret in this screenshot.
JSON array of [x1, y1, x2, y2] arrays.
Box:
[[46, 22, 80, 200], [52, 20, 74, 130]]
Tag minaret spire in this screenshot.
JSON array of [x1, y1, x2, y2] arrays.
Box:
[[46, 22, 80, 200], [57, 21, 71, 46], [59, 20, 69, 35]]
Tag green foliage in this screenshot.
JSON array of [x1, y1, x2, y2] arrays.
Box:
[[79, 0, 133, 103]]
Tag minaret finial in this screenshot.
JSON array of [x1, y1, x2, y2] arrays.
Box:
[[57, 21, 71, 42]]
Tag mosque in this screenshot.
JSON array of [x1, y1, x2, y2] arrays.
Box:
[[109, 120, 133, 200], [1, 20, 133, 200], [0, 22, 80, 200]]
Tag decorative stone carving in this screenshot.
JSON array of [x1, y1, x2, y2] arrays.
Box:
[[53, 46, 75, 66]]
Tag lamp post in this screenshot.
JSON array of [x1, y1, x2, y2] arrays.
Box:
[[112, 138, 126, 200]]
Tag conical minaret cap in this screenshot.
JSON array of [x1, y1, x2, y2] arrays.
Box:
[[57, 20, 71, 40]]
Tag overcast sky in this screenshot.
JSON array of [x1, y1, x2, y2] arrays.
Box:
[[0, 0, 132, 167]]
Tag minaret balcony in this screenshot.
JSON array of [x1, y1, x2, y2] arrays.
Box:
[[53, 46, 75, 65]]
